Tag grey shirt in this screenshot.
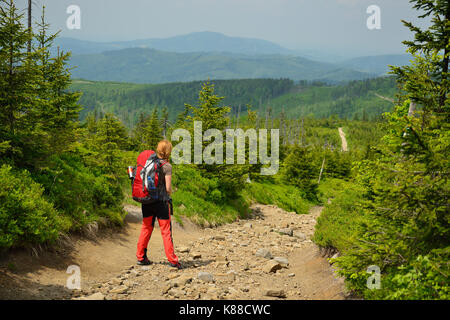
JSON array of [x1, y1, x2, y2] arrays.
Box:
[[162, 162, 172, 176]]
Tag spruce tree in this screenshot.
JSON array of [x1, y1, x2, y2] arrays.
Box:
[[141, 108, 162, 151], [0, 0, 36, 163], [335, 0, 450, 299], [30, 6, 81, 164]]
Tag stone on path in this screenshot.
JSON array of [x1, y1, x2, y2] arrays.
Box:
[[178, 246, 190, 253], [273, 257, 289, 266], [263, 260, 282, 273], [279, 228, 293, 236], [83, 292, 105, 300], [171, 275, 193, 287], [293, 231, 307, 240], [255, 248, 272, 259], [198, 272, 214, 282], [109, 285, 128, 294], [190, 252, 202, 259], [265, 289, 286, 298]]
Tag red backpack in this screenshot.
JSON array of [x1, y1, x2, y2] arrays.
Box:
[[132, 150, 167, 204]]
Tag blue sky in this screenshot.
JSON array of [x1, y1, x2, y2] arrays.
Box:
[[16, 0, 430, 57]]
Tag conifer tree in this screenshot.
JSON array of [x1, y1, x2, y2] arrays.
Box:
[[31, 6, 81, 164], [141, 108, 162, 151], [0, 0, 36, 162], [335, 0, 450, 299]]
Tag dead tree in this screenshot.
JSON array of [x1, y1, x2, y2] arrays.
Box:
[[27, 0, 32, 53]]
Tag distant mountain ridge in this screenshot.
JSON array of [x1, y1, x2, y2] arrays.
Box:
[[56, 31, 298, 56], [340, 54, 412, 75], [68, 47, 375, 84]]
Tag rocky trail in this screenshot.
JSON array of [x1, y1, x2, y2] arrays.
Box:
[[0, 204, 347, 300]]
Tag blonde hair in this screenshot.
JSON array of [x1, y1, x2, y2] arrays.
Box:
[[156, 140, 172, 161]]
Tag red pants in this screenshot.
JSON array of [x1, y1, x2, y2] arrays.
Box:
[[136, 201, 178, 264]]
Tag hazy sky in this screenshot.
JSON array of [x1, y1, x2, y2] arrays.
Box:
[[15, 0, 430, 57]]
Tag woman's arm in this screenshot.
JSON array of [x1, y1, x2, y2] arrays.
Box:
[[165, 174, 172, 195]]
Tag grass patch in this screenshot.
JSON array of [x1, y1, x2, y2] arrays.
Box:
[[241, 179, 312, 214]]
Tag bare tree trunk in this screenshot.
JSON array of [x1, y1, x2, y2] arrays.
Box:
[[318, 158, 325, 185], [408, 101, 416, 117], [265, 107, 269, 129], [236, 104, 241, 129], [300, 118, 304, 146], [28, 0, 32, 53], [440, 4, 450, 109]]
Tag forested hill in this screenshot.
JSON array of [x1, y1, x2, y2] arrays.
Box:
[[71, 78, 296, 126], [71, 76, 396, 127], [68, 47, 374, 84], [268, 76, 397, 120]]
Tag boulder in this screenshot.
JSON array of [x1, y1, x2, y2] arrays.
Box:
[[273, 257, 289, 266]]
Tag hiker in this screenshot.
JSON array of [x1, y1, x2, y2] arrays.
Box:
[[135, 140, 181, 269]]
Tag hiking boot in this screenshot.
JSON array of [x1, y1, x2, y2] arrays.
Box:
[[169, 262, 183, 269], [137, 248, 151, 265], [137, 257, 151, 265]]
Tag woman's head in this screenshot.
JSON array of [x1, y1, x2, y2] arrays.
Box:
[[156, 140, 173, 161]]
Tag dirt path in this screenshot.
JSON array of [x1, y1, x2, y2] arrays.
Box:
[[338, 127, 348, 152], [0, 204, 346, 300], [374, 93, 394, 103]]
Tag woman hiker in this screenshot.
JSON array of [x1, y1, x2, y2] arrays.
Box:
[[136, 140, 182, 269]]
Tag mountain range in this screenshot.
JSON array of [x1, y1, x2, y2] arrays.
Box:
[[59, 32, 411, 84]]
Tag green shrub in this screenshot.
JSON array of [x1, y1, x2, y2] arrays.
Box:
[[313, 180, 366, 251], [33, 152, 125, 230], [242, 178, 311, 214], [281, 145, 319, 201], [171, 165, 249, 226], [0, 165, 69, 248]]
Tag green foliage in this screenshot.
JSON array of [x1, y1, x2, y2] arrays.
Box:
[[242, 179, 310, 214], [71, 78, 295, 127], [317, 1, 450, 300], [32, 152, 125, 230], [267, 76, 397, 120], [171, 165, 250, 226], [183, 82, 248, 199], [0, 1, 81, 169], [135, 108, 163, 151], [71, 77, 397, 129], [281, 145, 319, 201], [0, 165, 69, 247], [0, 3, 128, 247], [313, 179, 366, 252]]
